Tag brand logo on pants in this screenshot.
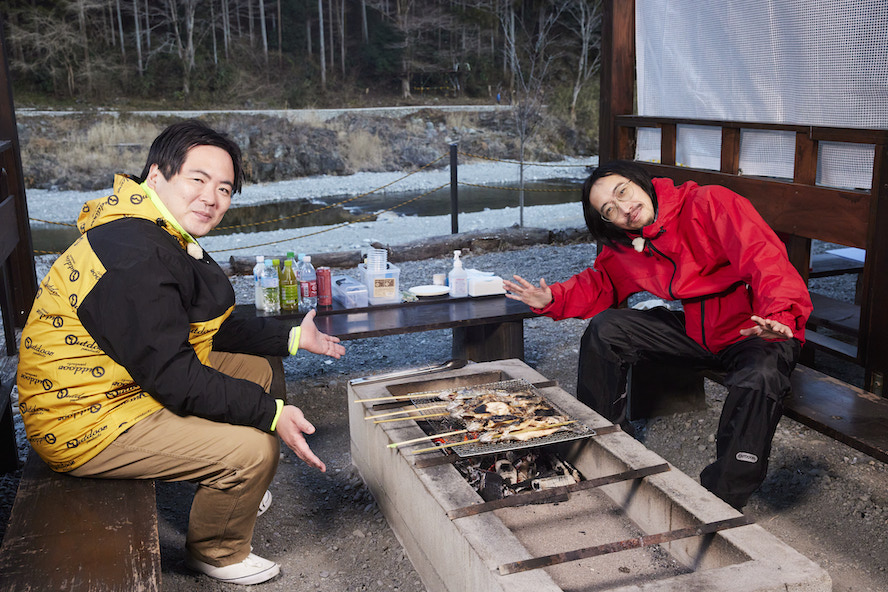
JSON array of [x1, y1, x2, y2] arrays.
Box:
[[736, 452, 758, 463]]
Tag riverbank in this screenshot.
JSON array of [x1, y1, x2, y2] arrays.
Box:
[[16, 107, 594, 191], [26, 155, 597, 256]]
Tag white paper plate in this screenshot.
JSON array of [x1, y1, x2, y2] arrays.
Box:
[[409, 285, 450, 297]]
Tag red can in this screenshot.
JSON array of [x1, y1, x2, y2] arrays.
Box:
[[317, 266, 332, 306]]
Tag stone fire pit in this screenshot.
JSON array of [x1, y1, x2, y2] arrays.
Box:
[[348, 359, 830, 592]]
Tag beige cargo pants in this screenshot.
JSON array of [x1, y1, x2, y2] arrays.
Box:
[[70, 352, 279, 566]]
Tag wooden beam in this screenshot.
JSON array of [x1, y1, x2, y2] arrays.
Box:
[[660, 123, 676, 166], [720, 127, 741, 174], [599, 0, 635, 164], [0, 22, 37, 329], [860, 143, 888, 395], [635, 163, 870, 248]]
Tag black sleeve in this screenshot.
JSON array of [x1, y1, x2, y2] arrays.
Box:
[[214, 313, 291, 356], [77, 226, 278, 431]]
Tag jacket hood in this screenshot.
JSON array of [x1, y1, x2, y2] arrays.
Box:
[[77, 174, 187, 247], [638, 177, 689, 240]]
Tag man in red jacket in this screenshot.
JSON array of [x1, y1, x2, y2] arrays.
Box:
[[504, 160, 812, 510]]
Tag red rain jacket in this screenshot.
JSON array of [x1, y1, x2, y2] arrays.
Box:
[[537, 178, 812, 353]]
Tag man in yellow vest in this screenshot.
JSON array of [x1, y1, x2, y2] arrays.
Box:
[[17, 120, 345, 585]]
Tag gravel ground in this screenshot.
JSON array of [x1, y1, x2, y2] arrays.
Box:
[[3, 237, 886, 591]]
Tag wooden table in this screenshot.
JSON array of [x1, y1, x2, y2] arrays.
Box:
[[234, 294, 537, 362]]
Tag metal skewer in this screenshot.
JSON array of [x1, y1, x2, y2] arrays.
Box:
[[365, 404, 446, 420], [374, 412, 450, 424], [388, 429, 470, 448]]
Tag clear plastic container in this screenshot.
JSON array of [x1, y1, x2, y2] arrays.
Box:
[[358, 262, 400, 305], [366, 248, 388, 271], [332, 275, 369, 308]]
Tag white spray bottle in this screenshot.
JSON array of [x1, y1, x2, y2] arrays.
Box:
[[448, 249, 468, 297]]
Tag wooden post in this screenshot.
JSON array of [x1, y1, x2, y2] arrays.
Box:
[[861, 142, 888, 395], [781, 130, 818, 284], [0, 22, 37, 329], [598, 0, 635, 164], [450, 142, 458, 234]]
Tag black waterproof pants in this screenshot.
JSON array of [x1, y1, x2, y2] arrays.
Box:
[[577, 307, 801, 510]]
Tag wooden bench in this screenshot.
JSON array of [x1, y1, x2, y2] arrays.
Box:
[[235, 293, 536, 363], [0, 454, 161, 591], [629, 362, 888, 464], [809, 252, 864, 279]]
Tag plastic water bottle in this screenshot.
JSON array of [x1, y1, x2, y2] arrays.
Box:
[[298, 255, 318, 312], [280, 259, 299, 311], [253, 255, 266, 311], [448, 249, 468, 297], [262, 259, 281, 313]]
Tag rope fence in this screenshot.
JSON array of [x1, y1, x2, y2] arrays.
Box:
[[29, 148, 590, 255]]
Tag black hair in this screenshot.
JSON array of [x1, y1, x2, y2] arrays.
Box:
[[139, 120, 245, 194], [580, 160, 658, 248]]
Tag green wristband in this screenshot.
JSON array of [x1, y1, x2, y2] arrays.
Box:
[[288, 327, 301, 355], [270, 399, 285, 431]]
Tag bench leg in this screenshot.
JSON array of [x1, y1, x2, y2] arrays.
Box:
[[627, 360, 707, 420], [265, 355, 287, 402], [0, 397, 18, 473], [452, 321, 525, 362]]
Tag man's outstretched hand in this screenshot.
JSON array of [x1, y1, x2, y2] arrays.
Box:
[[276, 405, 326, 472], [503, 274, 553, 310], [299, 309, 345, 358], [740, 315, 794, 340]]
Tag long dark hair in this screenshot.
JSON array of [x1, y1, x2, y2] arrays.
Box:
[[581, 160, 658, 248], [139, 120, 245, 194]]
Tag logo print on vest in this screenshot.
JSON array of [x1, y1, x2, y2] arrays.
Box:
[[736, 452, 758, 463]]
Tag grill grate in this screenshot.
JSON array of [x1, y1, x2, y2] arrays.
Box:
[[407, 378, 595, 458]]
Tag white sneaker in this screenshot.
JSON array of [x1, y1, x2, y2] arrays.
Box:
[[257, 489, 272, 517], [186, 552, 281, 585]]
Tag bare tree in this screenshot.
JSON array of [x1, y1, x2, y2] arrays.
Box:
[[565, 0, 601, 124], [115, 0, 126, 60], [368, 0, 449, 98], [306, 16, 312, 56], [277, 0, 282, 64], [66, 0, 123, 92], [210, 0, 218, 64], [497, 1, 565, 226], [221, 0, 231, 58], [360, 0, 368, 42], [144, 0, 151, 50], [326, 0, 333, 74], [157, 0, 199, 95], [132, 0, 144, 75], [258, 0, 269, 63], [338, 0, 346, 75], [8, 10, 88, 96], [318, 0, 326, 89]]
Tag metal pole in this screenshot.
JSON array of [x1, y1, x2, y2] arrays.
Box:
[[450, 142, 458, 234]]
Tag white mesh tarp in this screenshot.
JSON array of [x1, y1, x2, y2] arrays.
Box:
[[635, 0, 888, 190]]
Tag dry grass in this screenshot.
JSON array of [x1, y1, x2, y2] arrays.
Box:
[[22, 118, 162, 176], [444, 111, 479, 131], [339, 129, 387, 171]]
